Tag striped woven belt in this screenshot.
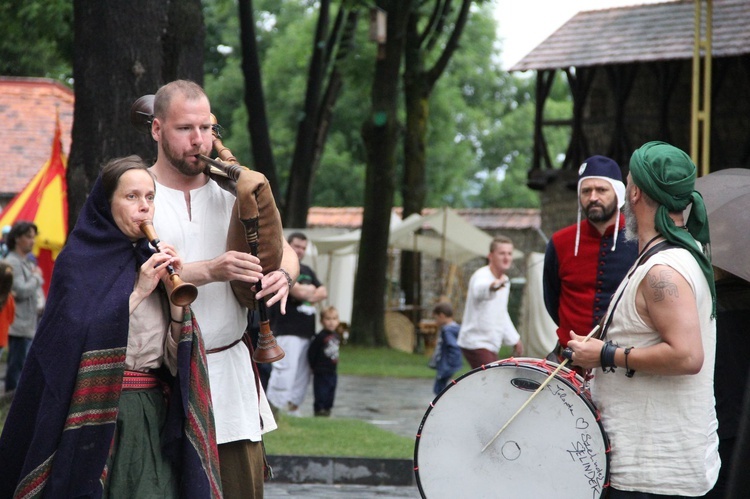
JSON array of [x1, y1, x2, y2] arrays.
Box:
[[122, 370, 161, 391]]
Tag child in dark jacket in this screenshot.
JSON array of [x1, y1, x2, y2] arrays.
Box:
[[429, 302, 463, 395], [307, 306, 341, 416]]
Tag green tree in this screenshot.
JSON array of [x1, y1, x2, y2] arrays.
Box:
[[400, 0, 479, 307], [202, 1, 558, 215], [283, 2, 361, 227], [0, 0, 72, 79], [351, 0, 414, 346]]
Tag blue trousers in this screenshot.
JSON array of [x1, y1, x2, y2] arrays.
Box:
[[5, 336, 32, 392], [312, 372, 337, 412]]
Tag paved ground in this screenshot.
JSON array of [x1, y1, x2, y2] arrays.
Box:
[[265, 482, 419, 498], [289, 374, 436, 440]]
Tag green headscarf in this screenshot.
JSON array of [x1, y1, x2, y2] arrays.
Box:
[[629, 141, 716, 315]]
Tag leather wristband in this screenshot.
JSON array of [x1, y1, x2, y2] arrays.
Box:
[[600, 341, 618, 373], [624, 346, 636, 378]]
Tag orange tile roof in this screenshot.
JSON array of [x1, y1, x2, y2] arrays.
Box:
[[307, 207, 540, 231], [0, 77, 74, 195]]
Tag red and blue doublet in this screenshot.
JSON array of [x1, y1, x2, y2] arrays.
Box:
[[543, 214, 637, 346]]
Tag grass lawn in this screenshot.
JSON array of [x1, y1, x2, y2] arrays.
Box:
[[338, 343, 512, 379], [0, 392, 10, 434], [263, 412, 415, 459], [339, 344, 440, 378]]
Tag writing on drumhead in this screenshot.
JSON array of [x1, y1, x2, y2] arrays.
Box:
[[567, 433, 606, 498], [548, 383, 575, 417], [543, 380, 606, 497]]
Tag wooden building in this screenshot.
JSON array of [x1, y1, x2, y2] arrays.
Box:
[[509, 0, 750, 235]]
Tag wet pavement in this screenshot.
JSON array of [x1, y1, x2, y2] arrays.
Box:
[[289, 374, 436, 440], [265, 482, 419, 498]]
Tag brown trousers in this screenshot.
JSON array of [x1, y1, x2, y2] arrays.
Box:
[[218, 440, 265, 499], [460, 347, 499, 369]]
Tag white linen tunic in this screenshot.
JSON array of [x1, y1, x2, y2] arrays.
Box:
[[591, 247, 719, 495], [457, 265, 520, 352], [153, 179, 276, 444]]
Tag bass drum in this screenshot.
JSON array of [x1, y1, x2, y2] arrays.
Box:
[[414, 358, 609, 498]]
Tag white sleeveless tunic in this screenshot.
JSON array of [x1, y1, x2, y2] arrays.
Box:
[[591, 246, 719, 495]]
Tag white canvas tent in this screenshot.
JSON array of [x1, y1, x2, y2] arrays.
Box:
[[293, 208, 517, 324], [388, 208, 523, 264], [520, 252, 558, 358], [307, 207, 522, 261], [287, 209, 555, 358]]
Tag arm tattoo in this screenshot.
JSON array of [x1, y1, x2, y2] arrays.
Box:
[[647, 270, 679, 302]]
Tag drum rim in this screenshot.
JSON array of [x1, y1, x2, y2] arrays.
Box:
[[413, 358, 611, 498]]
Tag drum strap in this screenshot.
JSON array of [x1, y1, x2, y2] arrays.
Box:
[[599, 237, 679, 344]]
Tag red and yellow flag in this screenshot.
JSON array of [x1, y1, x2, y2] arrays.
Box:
[[0, 115, 69, 294]]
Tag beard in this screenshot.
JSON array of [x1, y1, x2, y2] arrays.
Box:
[[583, 199, 617, 223], [161, 134, 206, 177], [622, 197, 639, 242]]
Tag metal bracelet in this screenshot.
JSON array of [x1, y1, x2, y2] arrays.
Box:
[[277, 268, 294, 288]]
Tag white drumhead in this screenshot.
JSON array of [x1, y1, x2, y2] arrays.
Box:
[[414, 360, 609, 498]]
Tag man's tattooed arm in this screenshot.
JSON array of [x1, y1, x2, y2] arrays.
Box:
[[647, 269, 679, 302]]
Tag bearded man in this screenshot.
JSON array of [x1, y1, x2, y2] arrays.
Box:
[[543, 156, 638, 354]]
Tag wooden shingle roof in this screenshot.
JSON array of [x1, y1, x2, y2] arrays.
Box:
[[0, 77, 74, 196], [510, 0, 750, 72]]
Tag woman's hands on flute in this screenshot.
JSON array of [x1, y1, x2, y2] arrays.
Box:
[[129, 248, 179, 314]]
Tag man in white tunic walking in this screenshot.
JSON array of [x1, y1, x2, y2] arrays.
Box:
[[457, 236, 523, 369]]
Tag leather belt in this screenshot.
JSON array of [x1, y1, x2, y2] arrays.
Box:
[[206, 337, 242, 355]]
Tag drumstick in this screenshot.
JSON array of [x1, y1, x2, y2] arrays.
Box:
[[480, 325, 600, 453]]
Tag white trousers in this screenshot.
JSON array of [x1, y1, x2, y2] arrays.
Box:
[[265, 335, 312, 409]]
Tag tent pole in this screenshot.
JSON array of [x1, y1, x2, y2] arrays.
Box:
[[440, 208, 447, 292]]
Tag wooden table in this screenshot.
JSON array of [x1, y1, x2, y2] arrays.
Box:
[[417, 319, 438, 357]]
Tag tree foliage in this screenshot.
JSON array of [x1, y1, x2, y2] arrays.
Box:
[[0, 0, 73, 79], [7, 0, 575, 347], [7, 0, 571, 214], [201, 0, 558, 213]]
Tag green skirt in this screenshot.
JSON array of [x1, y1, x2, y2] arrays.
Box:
[[103, 388, 178, 499]]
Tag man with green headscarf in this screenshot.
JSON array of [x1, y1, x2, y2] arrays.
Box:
[[565, 141, 719, 497]]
